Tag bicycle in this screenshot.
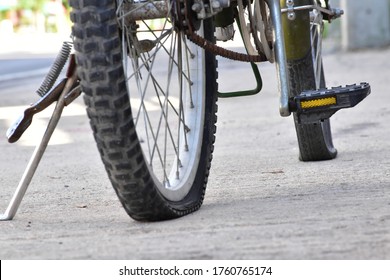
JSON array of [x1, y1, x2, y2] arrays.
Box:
[[1, 0, 370, 221]]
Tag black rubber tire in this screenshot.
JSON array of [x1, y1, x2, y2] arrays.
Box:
[[287, 34, 337, 161], [70, 0, 218, 221], [282, 0, 337, 161]]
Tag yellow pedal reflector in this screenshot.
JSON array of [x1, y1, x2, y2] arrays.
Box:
[[300, 97, 337, 109]]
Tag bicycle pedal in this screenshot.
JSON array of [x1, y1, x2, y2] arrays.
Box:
[[290, 83, 371, 124]]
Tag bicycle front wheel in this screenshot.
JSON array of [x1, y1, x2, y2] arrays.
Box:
[[70, 0, 218, 221], [282, 0, 337, 161]]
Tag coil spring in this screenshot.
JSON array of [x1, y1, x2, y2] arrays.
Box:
[[36, 41, 73, 97]]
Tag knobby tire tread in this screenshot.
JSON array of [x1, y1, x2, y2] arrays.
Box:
[[287, 51, 337, 161], [70, 0, 218, 221]]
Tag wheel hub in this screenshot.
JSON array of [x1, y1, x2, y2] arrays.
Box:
[[172, 0, 201, 32]]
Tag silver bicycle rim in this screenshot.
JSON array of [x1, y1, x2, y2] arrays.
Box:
[[116, 1, 206, 201]]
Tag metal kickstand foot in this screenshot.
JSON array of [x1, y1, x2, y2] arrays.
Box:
[[0, 59, 80, 221]]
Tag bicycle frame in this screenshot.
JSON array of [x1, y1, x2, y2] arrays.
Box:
[[119, 0, 291, 116], [116, 0, 341, 117]]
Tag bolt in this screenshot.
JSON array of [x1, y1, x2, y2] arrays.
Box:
[[286, 0, 294, 6], [192, 3, 202, 13], [288, 12, 296, 20], [211, 0, 221, 10]]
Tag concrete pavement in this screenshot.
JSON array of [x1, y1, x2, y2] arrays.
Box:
[[0, 38, 389, 259]]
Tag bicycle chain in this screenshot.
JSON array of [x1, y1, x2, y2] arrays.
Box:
[[186, 31, 267, 62], [179, 0, 268, 63]]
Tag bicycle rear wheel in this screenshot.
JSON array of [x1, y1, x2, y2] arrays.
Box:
[[70, 0, 218, 221], [283, 0, 337, 161]]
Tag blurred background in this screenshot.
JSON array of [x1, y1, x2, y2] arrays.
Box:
[[0, 0, 70, 34], [0, 0, 390, 54], [0, 0, 71, 55]]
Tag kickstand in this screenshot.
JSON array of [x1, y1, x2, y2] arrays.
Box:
[[0, 63, 80, 221]]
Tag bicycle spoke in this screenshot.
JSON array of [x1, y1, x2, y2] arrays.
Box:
[[116, 1, 207, 188], [311, 6, 323, 89], [176, 32, 183, 179], [126, 30, 189, 175], [124, 27, 171, 176], [128, 23, 191, 134], [142, 20, 193, 86], [183, 37, 195, 109]]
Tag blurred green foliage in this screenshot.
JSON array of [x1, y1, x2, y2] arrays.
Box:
[[17, 0, 48, 11], [0, 1, 71, 30], [11, 1, 70, 12]]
